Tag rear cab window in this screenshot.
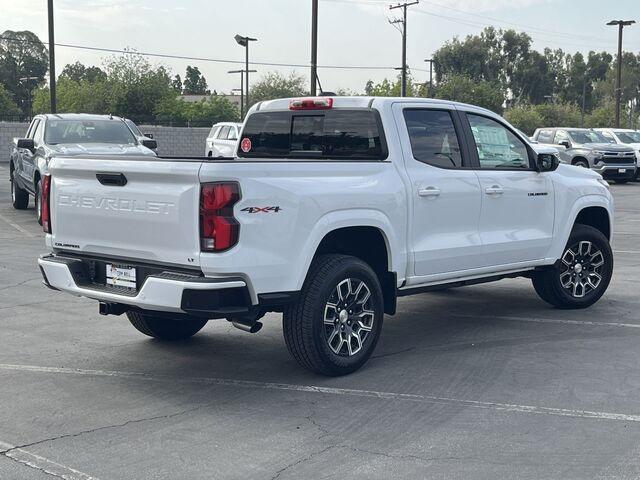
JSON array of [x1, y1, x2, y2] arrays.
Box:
[[237, 109, 387, 160]]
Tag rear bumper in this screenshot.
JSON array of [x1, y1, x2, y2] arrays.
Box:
[[38, 254, 252, 317]]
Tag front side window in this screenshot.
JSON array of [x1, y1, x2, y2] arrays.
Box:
[[467, 114, 530, 169], [403, 109, 463, 168], [44, 119, 136, 145], [238, 109, 386, 160]]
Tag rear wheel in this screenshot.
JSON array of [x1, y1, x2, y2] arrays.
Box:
[[532, 224, 613, 309], [127, 311, 208, 340], [283, 254, 384, 376], [10, 169, 29, 210]]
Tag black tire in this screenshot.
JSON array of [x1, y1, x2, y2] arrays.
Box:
[[573, 159, 589, 169], [10, 169, 29, 210], [615, 180, 628, 184], [532, 224, 613, 309], [35, 179, 42, 225], [127, 311, 208, 340], [283, 254, 384, 376]]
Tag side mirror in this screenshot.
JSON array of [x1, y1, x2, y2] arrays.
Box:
[[536, 153, 560, 172], [141, 138, 157, 150], [143, 133, 154, 139], [17, 138, 35, 151], [558, 140, 571, 149]]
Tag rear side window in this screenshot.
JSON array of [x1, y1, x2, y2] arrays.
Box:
[[403, 109, 463, 168], [536, 130, 554, 143], [238, 109, 387, 160], [217, 126, 230, 140]]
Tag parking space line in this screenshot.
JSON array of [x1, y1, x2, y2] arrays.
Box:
[[448, 312, 640, 329], [615, 250, 640, 254], [0, 213, 35, 238], [1, 363, 639, 424], [0, 440, 98, 480]]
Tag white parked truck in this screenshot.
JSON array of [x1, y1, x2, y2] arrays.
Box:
[[38, 97, 614, 376]]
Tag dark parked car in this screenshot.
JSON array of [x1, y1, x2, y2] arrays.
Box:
[[9, 114, 157, 223]]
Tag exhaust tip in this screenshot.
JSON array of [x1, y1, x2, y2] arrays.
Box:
[[231, 320, 263, 334]]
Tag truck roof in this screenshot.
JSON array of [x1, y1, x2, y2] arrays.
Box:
[[253, 96, 496, 116], [37, 113, 126, 122]]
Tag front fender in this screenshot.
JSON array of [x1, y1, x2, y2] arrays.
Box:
[[548, 194, 613, 261], [291, 209, 406, 292]]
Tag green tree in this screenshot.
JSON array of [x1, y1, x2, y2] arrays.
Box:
[[60, 61, 107, 83], [533, 102, 581, 127], [249, 72, 307, 106], [0, 30, 48, 115], [504, 104, 544, 135], [172, 74, 183, 93], [0, 83, 20, 118], [435, 74, 505, 113], [182, 66, 208, 95], [363, 74, 422, 97], [155, 95, 239, 126]]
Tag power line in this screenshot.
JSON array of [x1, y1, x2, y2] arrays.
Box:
[[0, 35, 402, 71]]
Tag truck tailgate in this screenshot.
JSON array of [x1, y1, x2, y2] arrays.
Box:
[[49, 157, 202, 267]]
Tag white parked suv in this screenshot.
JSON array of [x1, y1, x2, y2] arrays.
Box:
[[205, 122, 242, 157], [38, 97, 614, 376], [595, 128, 640, 180]]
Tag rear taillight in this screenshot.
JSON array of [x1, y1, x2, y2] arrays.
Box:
[[42, 174, 52, 234], [199, 182, 240, 252], [289, 97, 333, 110]]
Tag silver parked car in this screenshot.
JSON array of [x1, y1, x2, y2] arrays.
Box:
[[205, 122, 242, 157], [9, 114, 157, 224], [532, 127, 636, 183], [595, 128, 640, 180]]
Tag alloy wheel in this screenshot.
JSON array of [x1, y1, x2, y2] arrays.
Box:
[[559, 241, 605, 298], [323, 278, 375, 356]]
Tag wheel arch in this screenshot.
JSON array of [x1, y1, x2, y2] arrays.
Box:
[[574, 206, 611, 240], [300, 218, 402, 315], [571, 156, 589, 166]]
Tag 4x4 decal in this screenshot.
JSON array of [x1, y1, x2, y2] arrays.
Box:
[[241, 206, 282, 214]]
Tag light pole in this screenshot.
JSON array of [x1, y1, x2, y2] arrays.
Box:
[[47, 0, 56, 113], [19, 76, 39, 120], [311, 0, 319, 96], [234, 34, 258, 112], [606, 20, 635, 128]]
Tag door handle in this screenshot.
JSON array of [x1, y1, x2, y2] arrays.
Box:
[[418, 187, 441, 197], [484, 185, 504, 195]]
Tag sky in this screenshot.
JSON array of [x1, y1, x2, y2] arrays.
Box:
[[2, 0, 640, 94]]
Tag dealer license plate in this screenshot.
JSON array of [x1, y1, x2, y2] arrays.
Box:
[[106, 264, 137, 290]]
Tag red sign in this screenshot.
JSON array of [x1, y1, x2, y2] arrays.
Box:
[[240, 138, 252, 153]]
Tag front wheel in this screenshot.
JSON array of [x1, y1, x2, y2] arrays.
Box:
[[532, 224, 613, 309], [573, 159, 589, 169], [127, 311, 208, 340], [283, 254, 384, 376], [10, 169, 29, 210]]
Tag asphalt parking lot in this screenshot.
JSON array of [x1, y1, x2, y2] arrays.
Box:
[[1, 166, 640, 480]]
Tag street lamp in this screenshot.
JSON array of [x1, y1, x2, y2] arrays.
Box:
[[606, 20, 635, 128], [234, 34, 258, 112]]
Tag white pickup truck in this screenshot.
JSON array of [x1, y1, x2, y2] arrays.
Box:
[[38, 97, 614, 376]]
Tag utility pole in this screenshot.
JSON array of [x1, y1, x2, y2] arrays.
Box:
[[424, 58, 434, 97], [606, 20, 635, 128], [47, 0, 56, 113], [311, 0, 319, 96], [389, 1, 418, 97]]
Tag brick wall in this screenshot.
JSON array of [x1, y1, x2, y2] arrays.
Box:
[[0, 122, 212, 162]]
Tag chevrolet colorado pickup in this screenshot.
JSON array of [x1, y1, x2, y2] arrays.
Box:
[[38, 97, 614, 376]]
